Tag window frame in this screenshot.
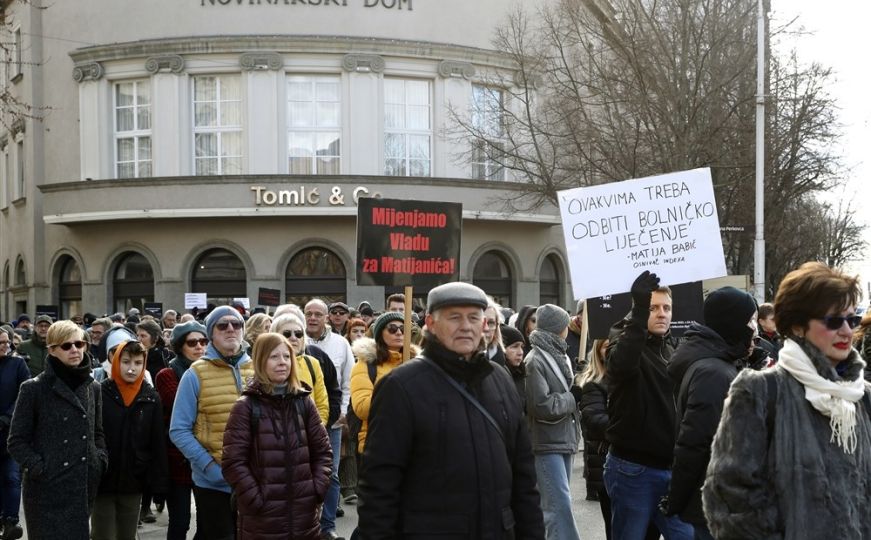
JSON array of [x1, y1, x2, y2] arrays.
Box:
[[383, 78, 433, 178], [286, 74, 342, 175], [470, 84, 507, 181], [11, 26, 22, 82], [14, 135, 24, 201], [192, 74, 245, 176], [113, 79, 153, 179]]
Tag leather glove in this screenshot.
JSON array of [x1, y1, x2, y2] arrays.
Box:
[[630, 270, 660, 320], [570, 385, 584, 406]]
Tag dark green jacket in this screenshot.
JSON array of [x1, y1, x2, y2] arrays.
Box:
[[17, 335, 48, 378]]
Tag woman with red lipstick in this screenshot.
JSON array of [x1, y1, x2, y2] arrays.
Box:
[[703, 262, 871, 540]]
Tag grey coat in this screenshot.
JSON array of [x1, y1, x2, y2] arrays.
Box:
[[702, 344, 871, 540], [7, 359, 108, 540], [524, 346, 582, 454]]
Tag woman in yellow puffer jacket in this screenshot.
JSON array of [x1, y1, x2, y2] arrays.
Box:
[[350, 312, 419, 453]]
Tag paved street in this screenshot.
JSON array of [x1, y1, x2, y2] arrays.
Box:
[[21, 458, 610, 539]]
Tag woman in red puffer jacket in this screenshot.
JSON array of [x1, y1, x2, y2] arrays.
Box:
[[222, 332, 332, 540]]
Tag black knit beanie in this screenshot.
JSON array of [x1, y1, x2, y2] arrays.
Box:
[[704, 286, 758, 348]]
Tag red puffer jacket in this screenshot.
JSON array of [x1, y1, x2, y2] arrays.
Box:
[[222, 380, 332, 540]]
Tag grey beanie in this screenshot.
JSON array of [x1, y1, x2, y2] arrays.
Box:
[[205, 306, 244, 339], [371, 312, 405, 343], [535, 304, 570, 334], [171, 320, 208, 352], [426, 282, 489, 313]]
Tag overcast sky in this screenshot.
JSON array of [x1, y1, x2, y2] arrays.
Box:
[[772, 0, 871, 294]]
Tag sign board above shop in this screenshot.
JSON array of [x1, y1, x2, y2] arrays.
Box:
[[558, 168, 727, 300], [356, 197, 462, 287]]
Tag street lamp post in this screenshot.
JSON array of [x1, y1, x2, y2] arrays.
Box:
[[753, 0, 766, 303]]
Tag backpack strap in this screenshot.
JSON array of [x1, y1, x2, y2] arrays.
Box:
[[367, 361, 377, 384], [765, 370, 777, 442], [303, 355, 317, 386]]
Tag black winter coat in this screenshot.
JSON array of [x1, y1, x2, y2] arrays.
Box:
[[358, 340, 545, 540], [222, 381, 332, 540], [605, 316, 676, 468], [579, 380, 609, 496], [665, 324, 742, 525], [99, 379, 169, 495], [306, 344, 342, 426], [7, 357, 108, 540]]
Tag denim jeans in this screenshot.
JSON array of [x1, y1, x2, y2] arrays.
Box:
[[603, 453, 693, 540], [0, 454, 21, 522], [534, 453, 580, 540], [320, 426, 342, 534], [166, 480, 198, 540]]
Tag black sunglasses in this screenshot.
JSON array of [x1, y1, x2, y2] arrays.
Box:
[[185, 338, 209, 347], [54, 340, 86, 351], [385, 324, 404, 335], [330, 309, 348, 315], [817, 315, 862, 331], [215, 320, 243, 331], [282, 330, 305, 339]]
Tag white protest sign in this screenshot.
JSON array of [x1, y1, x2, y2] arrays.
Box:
[[233, 297, 251, 309], [184, 293, 208, 310], [558, 168, 727, 300]]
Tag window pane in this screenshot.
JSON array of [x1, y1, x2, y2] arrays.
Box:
[[195, 102, 217, 127], [219, 76, 241, 101], [116, 83, 134, 107], [195, 157, 218, 176], [288, 80, 311, 102], [139, 137, 152, 160], [289, 102, 313, 128], [116, 108, 134, 132], [117, 138, 135, 162], [385, 158, 405, 176], [316, 102, 339, 127], [195, 133, 217, 158], [409, 135, 430, 159], [317, 133, 340, 157], [409, 159, 430, 177], [317, 157, 339, 174], [406, 81, 429, 105], [385, 103, 404, 129], [385, 133, 406, 159], [221, 131, 243, 157], [117, 162, 135, 179], [137, 83, 150, 105], [316, 81, 339, 101], [137, 106, 151, 131], [407, 105, 429, 130], [221, 101, 242, 127], [289, 156, 312, 175], [195, 77, 217, 102], [139, 160, 152, 177], [288, 132, 314, 157], [222, 156, 243, 175], [384, 79, 404, 104]]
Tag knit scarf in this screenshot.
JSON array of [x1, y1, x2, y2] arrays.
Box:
[[778, 338, 867, 454], [110, 341, 146, 407], [529, 329, 572, 384]]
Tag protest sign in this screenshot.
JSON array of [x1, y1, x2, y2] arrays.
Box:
[[184, 293, 207, 310], [558, 168, 727, 300], [356, 197, 462, 287], [258, 287, 281, 307], [143, 302, 163, 318], [35, 305, 59, 321], [587, 281, 703, 339]]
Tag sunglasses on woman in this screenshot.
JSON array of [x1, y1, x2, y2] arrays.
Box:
[[185, 338, 209, 347], [215, 320, 244, 331], [282, 330, 305, 339], [385, 324, 404, 335], [817, 315, 862, 330], [53, 340, 87, 351]]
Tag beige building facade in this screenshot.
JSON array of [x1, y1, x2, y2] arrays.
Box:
[[0, 0, 570, 318]]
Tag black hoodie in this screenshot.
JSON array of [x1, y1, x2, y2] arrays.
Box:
[[665, 323, 743, 525]]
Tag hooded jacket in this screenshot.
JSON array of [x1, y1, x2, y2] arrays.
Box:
[[605, 315, 676, 469], [665, 323, 742, 525], [222, 380, 332, 540], [18, 333, 48, 378]]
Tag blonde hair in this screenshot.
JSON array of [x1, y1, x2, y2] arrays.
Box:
[[245, 313, 272, 345], [250, 332, 301, 393], [46, 320, 84, 348], [577, 339, 609, 387]]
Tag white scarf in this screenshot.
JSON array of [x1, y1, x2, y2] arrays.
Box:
[[777, 339, 866, 453]]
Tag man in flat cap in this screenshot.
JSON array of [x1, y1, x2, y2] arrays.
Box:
[[358, 282, 545, 539]]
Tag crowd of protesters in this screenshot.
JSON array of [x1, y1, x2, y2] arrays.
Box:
[[0, 260, 869, 539]]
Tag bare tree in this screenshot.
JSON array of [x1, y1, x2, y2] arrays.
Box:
[[450, 0, 860, 291], [0, 0, 46, 131]]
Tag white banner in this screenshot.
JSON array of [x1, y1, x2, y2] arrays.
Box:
[[184, 292, 208, 310], [233, 297, 251, 309], [558, 168, 727, 300]]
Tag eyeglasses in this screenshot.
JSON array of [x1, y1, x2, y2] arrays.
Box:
[[385, 324, 404, 335], [330, 310, 348, 316], [184, 338, 209, 347], [53, 341, 87, 351], [282, 330, 305, 339], [215, 320, 243, 331], [816, 315, 862, 331]]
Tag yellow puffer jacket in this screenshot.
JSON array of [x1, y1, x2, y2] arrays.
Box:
[[192, 359, 254, 463], [350, 338, 419, 453], [296, 354, 329, 425]]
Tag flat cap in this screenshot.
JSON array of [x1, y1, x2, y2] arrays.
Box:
[[426, 282, 489, 313], [35, 314, 53, 325], [328, 302, 350, 313]]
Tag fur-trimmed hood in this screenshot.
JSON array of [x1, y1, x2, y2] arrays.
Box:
[[352, 337, 420, 365]]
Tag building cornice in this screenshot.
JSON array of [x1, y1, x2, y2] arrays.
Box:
[[67, 35, 518, 70]]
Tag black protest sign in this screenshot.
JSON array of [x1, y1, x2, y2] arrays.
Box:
[[587, 281, 703, 339], [144, 302, 163, 318], [258, 287, 281, 307], [356, 198, 462, 287], [35, 305, 59, 321]]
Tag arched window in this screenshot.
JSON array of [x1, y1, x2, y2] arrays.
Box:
[[473, 251, 513, 307], [15, 259, 25, 287], [191, 248, 247, 306], [58, 256, 82, 319], [539, 254, 563, 307], [113, 252, 155, 314], [285, 247, 346, 307]]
